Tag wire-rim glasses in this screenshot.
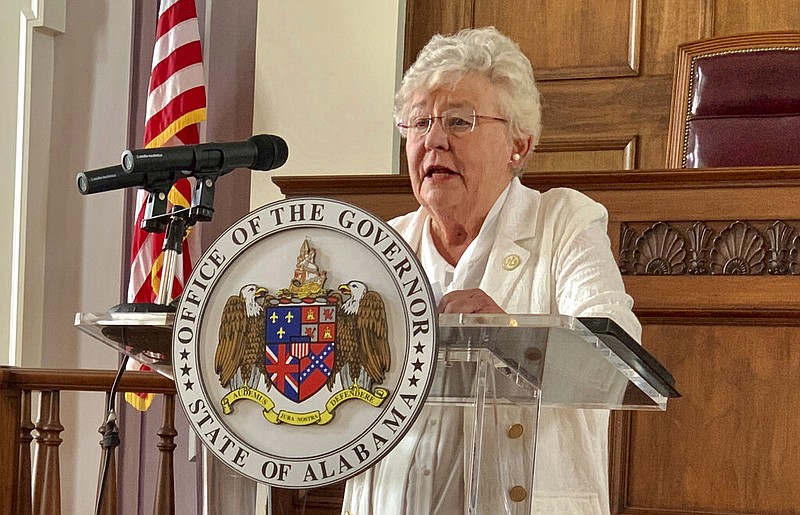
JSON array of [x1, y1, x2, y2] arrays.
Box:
[[397, 107, 507, 138]]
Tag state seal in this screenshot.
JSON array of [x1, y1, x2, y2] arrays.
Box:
[[173, 198, 438, 488]]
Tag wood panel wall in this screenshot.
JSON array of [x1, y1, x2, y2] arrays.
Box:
[[275, 167, 800, 515], [238, 2, 800, 513], [269, 4, 800, 513], [403, 0, 800, 172], [593, 171, 800, 514]]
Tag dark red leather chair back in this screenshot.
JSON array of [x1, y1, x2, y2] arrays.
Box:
[[666, 32, 800, 168]]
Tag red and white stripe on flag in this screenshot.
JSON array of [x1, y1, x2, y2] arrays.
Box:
[[126, 0, 207, 411]]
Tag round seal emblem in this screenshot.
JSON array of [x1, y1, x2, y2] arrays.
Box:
[[173, 197, 438, 488]]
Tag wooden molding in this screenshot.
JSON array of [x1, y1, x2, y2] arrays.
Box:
[[634, 307, 800, 326], [531, 0, 643, 80], [0, 367, 175, 394], [619, 220, 800, 276], [273, 166, 800, 197], [534, 135, 638, 170]]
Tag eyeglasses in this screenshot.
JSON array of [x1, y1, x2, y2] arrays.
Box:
[[397, 107, 507, 138]]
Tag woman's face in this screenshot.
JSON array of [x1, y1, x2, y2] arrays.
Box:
[[403, 73, 524, 225]]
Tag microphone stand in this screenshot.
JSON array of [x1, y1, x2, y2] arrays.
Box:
[[110, 171, 219, 313], [95, 354, 128, 515], [94, 171, 221, 514]]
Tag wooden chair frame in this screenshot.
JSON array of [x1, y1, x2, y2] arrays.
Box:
[[665, 31, 800, 168]]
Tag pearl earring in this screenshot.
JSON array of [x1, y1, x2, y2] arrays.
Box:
[[511, 153, 520, 162]]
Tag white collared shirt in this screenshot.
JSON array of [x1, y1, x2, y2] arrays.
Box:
[[418, 181, 512, 298]]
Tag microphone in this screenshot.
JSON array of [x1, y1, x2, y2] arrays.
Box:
[[76, 165, 176, 195], [76, 134, 289, 195], [121, 134, 288, 174]]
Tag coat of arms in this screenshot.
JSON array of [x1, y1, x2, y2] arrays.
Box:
[[214, 239, 390, 425]]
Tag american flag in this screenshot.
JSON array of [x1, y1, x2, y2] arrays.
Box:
[[126, 0, 207, 411]]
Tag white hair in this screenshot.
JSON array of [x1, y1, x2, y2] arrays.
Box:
[[394, 26, 542, 162]]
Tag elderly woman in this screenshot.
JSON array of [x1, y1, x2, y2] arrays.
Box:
[[343, 27, 640, 515]]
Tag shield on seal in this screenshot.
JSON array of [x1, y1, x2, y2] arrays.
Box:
[[265, 303, 337, 402]]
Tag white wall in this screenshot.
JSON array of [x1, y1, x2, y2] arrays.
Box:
[[44, 4, 133, 512], [0, 1, 24, 365], [0, 0, 406, 512], [251, 0, 406, 208], [0, 1, 66, 367], [0, 1, 132, 513], [0, 0, 409, 363], [0, 0, 127, 364]]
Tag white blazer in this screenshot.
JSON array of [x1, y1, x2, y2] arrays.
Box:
[[342, 178, 641, 515]]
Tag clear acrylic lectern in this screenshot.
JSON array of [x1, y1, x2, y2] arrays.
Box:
[[76, 311, 678, 515], [417, 313, 678, 515]]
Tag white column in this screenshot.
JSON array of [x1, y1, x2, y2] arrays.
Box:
[[0, 0, 65, 366]]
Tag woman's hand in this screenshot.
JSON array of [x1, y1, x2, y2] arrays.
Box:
[[437, 288, 506, 314]]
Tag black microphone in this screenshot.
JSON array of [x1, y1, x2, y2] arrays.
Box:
[[121, 134, 288, 174], [76, 165, 178, 195]]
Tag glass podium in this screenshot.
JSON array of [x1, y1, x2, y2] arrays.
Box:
[[76, 311, 678, 514]]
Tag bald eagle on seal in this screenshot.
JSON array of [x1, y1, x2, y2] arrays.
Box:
[[329, 281, 391, 391], [214, 284, 270, 391]]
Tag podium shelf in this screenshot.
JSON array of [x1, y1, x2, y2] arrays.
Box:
[[437, 313, 678, 410], [75, 311, 677, 410], [75, 311, 175, 378]]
